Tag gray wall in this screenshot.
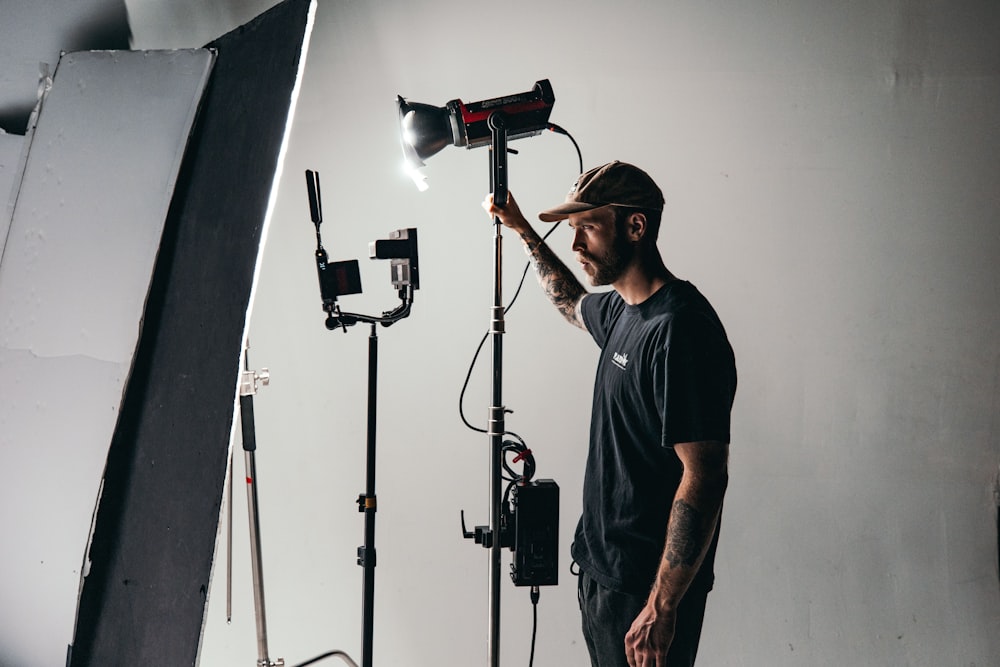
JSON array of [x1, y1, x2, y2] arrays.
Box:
[[0, 0, 130, 134], [190, 2, 1000, 665], [2, 0, 997, 665]]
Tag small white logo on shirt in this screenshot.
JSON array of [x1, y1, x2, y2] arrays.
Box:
[[612, 351, 629, 370]]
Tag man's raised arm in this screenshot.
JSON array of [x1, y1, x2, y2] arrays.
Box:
[[483, 193, 588, 329]]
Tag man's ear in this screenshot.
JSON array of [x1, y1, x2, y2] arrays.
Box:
[[627, 212, 647, 242]]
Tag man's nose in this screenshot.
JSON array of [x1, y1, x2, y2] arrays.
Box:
[[571, 229, 585, 251]]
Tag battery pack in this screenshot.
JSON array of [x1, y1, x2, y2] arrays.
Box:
[[510, 479, 559, 586]]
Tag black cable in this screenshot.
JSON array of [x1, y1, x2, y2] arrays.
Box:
[[500, 435, 536, 517], [505, 220, 563, 316], [458, 125, 584, 433], [501, 433, 535, 482], [290, 650, 359, 667], [547, 123, 584, 174], [458, 330, 489, 433], [504, 124, 584, 315], [529, 586, 540, 667]]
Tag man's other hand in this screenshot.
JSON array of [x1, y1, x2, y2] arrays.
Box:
[[625, 603, 677, 667]]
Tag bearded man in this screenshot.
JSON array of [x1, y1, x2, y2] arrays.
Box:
[[485, 161, 737, 667]]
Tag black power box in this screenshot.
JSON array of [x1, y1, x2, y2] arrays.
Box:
[[510, 479, 559, 587]]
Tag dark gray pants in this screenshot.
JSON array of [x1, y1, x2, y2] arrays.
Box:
[[577, 569, 708, 667]]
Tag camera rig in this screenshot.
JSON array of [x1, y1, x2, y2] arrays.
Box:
[[306, 169, 418, 331]]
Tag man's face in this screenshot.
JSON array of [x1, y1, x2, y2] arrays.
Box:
[[568, 207, 634, 286]]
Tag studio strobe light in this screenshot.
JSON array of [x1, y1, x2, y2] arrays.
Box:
[[397, 79, 555, 202]]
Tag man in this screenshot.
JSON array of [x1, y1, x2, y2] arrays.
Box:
[[484, 161, 737, 667]]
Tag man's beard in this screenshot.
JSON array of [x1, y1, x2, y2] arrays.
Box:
[[580, 232, 634, 286]]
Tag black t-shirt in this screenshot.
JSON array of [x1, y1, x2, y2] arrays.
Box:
[[571, 280, 737, 595]]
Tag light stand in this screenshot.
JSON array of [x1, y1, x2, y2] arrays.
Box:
[[306, 170, 419, 667], [228, 341, 283, 667], [397, 81, 555, 667]]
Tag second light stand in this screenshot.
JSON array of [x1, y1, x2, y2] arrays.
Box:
[[306, 169, 419, 667]]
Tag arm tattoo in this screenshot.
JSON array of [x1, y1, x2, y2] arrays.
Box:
[[520, 230, 586, 328], [664, 499, 706, 569]]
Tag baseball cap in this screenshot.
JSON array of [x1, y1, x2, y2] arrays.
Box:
[[538, 160, 664, 222]]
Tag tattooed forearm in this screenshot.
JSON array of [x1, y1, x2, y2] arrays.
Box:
[[664, 499, 706, 569], [645, 442, 728, 613], [520, 230, 587, 328]]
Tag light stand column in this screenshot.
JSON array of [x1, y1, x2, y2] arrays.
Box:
[[486, 111, 509, 667], [359, 322, 379, 667], [321, 285, 415, 667]]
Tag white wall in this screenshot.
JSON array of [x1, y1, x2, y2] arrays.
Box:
[[132, 1, 998, 666]]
